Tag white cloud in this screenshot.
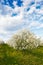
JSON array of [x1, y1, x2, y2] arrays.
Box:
[[0, 0, 43, 41], [0, 13, 23, 40]]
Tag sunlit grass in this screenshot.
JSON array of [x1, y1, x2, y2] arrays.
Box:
[[0, 44, 43, 65]]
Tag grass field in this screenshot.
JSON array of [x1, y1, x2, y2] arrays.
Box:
[[0, 44, 43, 65]]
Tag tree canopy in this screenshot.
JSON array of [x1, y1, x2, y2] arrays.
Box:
[[7, 29, 41, 50]]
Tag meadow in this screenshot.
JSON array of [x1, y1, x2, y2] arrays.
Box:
[[0, 44, 43, 65]]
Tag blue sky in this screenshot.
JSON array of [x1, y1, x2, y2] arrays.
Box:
[[0, 0, 43, 41]]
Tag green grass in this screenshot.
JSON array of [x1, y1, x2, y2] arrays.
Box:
[[0, 44, 43, 65]]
